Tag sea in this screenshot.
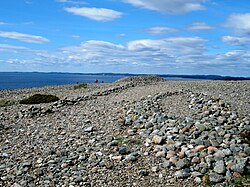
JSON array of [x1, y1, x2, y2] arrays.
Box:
[[0, 72, 201, 90]]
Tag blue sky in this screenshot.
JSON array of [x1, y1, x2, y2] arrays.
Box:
[[0, 0, 250, 76]]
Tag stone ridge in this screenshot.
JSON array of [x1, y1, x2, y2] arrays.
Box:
[[115, 75, 166, 84], [122, 91, 249, 185]]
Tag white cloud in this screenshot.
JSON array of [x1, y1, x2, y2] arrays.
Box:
[[146, 27, 177, 35], [70, 35, 81, 39], [64, 7, 123, 22], [1, 37, 250, 76], [127, 37, 207, 55], [56, 0, 87, 5], [120, 0, 205, 14], [221, 36, 250, 46], [0, 31, 49, 44], [61, 40, 126, 64], [117, 33, 126, 37], [0, 44, 28, 52], [216, 50, 250, 64], [225, 13, 250, 35], [186, 22, 214, 31]]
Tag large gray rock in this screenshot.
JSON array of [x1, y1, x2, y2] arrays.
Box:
[[209, 173, 224, 183], [214, 160, 225, 174]]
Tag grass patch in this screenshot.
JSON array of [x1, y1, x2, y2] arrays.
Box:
[[0, 100, 13, 107], [20, 94, 59, 104], [234, 171, 250, 187], [74, 83, 88, 90]]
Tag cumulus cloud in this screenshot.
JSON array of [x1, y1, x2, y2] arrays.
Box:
[[146, 27, 177, 35], [2, 37, 250, 76], [120, 0, 205, 14], [221, 36, 250, 46], [0, 31, 49, 44], [225, 13, 250, 35], [186, 22, 214, 31], [64, 7, 123, 22]]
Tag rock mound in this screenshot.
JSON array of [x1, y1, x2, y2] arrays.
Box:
[[116, 75, 165, 84], [20, 94, 59, 104]]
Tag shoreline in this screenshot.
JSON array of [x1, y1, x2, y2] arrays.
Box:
[[1, 72, 249, 91], [0, 76, 249, 186]]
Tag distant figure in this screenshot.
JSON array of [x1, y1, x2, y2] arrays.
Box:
[[101, 80, 104, 83], [76, 82, 79, 84], [95, 79, 99, 83]]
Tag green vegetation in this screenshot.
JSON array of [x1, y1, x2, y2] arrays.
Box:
[[74, 83, 88, 90], [0, 100, 13, 107], [20, 94, 59, 104], [234, 171, 250, 187]]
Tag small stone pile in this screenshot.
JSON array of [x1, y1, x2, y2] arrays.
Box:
[[123, 91, 250, 185], [115, 75, 166, 85]]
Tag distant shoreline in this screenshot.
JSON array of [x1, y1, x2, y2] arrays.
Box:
[[1, 71, 249, 79], [0, 72, 249, 90]]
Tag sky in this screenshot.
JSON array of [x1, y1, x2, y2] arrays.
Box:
[[0, 0, 250, 77]]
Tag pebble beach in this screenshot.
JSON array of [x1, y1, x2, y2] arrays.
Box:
[[0, 76, 250, 187]]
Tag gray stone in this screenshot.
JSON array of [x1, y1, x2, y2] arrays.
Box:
[[139, 170, 149, 176], [11, 183, 22, 187], [157, 116, 166, 123], [214, 160, 225, 174], [22, 161, 32, 168], [84, 126, 93, 132], [218, 116, 226, 124], [244, 146, 250, 156], [151, 166, 159, 172], [209, 139, 219, 147], [222, 148, 232, 156], [199, 163, 208, 174], [119, 146, 130, 155], [194, 177, 202, 183], [230, 144, 240, 153], [75, 177, 83, 183], [175, 158, 190, 169], [191, 171, 202, 177], [125, 153, 138, 161], [125, 116, 133, 125], [209, 173, 224, 183], [205, 156, 214, 168], [231, 162, 245, 174], [225, 171, 232, 181], [214, 150, 225, 159], [175, 168, 191, 178], [195, 122, 206, 131], [1, 153, 10, 158], [145, 122, 153, 129], [108, 140, 119, 146], [162, 160, 171, 168]]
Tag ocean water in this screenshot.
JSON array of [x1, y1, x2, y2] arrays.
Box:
[[0, 72, 199, 90], [0, 72, 128, 90]]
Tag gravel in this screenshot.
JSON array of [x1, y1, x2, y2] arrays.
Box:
[[0, 76, 249, 186]]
